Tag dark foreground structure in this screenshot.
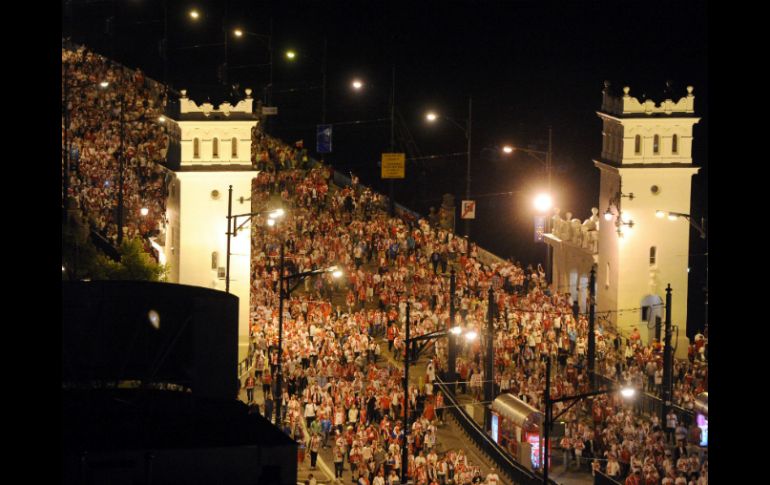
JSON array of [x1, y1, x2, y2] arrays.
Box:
[[62, 281, 297, 485]]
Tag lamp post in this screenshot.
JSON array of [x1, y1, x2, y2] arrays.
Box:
[[542, 356, 637, 484], [224, 185, 284, 293], [656, 210, 708, 334], [401, 299, 477, 484], [274, 260, 342, 426], [504, 128, 554, 283], [425, 96, 472, 239]]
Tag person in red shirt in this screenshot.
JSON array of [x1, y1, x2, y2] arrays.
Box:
[[624, 469, 642, 485]]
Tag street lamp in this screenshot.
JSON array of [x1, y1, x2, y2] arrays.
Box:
[[400, 299, 476, 483], [189, 9, 200, 20], [285, 50, 296, 60], [224, 185, 285, 293], [542, 356, 638, 484], [425, 98, 473, 240], [656, 210, 708, 334], [351, 79, 364, 90], [274, 260, 342, 426], [533, 193, 553, 213]]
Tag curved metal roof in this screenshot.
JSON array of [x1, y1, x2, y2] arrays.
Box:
[[491, 393, 543, 432]]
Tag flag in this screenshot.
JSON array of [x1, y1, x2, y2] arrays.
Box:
[[316, 124, 332, 153]]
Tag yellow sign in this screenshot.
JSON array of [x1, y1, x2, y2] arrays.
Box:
[[381, 153, 405, 179]]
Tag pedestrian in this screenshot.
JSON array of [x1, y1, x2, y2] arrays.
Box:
[[309, 433, 321, 470]]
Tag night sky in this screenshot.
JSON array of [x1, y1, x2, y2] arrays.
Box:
[[63, 0, 708, 334]]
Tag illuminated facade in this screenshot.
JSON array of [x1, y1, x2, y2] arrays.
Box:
[[547, 84, 699, 353], [164, 90, 259, 360], [595, 84, 699, 349]]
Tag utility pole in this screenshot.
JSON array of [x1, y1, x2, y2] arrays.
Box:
[[401, 300, 410, 484], [464, 96, 472, 240], [483, 286, 495, 430], [321, 37, 327, 124], [388, 64, 396, 216], [117, 95, 125, 245], [587, 266, 596, 388], [662, 284, 673, 424], [545, 126, 553, 284], [275, 242, 285, 426], [225, 185, 233, 293], [63, 62, 70, 222], [447, 269, 457, 393], [543, 356, 552, 484]]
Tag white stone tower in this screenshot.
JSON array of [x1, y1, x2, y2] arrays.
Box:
[[164, 89, 259, 361], [594, 83, 699, 347]]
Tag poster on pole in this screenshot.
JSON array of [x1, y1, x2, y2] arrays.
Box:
[[534, 215, 546, 242], [381, 153, 405, 179], [316, 124, 333, 153], [461, 200, 476, 219]]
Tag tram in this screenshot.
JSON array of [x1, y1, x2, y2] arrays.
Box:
[[490, 393, 546, 470]]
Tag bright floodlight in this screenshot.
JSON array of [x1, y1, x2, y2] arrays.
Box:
[[352, 79, 363, 90], [620, 387, 636, 399], [667, 213, 679, 221], [267, 218, 276, 227], [158, 116, 166, 123], [140, 207, 149, 216], [450, 326, 463, 335], [270, 208, 285, 218], [464, 330, 478, 341], [655, 210, 666, 218], [426, 112, 438, 122], [604, 209, 613, 221], [189, 9, 199, 20], [502, 145, 513, 154], [62, 265, 66, 272], [285, 50, 296, 59], [533, 193, 553, 213], [332, 269, 343, 279], [148, 310, 160, 330], [99, 81, 109, 88], [234, 29, 243, 37]]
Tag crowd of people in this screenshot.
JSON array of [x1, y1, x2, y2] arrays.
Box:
[[62, 42, 172, 248], [239, 129, 708, 484], [60, 42, 707, 483]]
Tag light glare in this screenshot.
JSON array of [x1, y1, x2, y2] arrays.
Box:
[[464, 330, 478, 341], [620, 387, 636, 399], [140, 207, 149, 216], [426, 112, 438, 122], [234, 29, 243, 37], [286, 50, 296, 59], [189, 10, 199, 20], [533, 193, 553, 213], [655, 210, 666, 218], [352, 79, 363, 90], [99, 81, 109, 88], [450, 326, 462, 335], [148, 310, 160, 330], [502, 146, 513, 154], [267, 218, 275, 227]]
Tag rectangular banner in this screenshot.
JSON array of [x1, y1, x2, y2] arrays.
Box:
[[316, 124, 333, 153], [534, 215, 546, 242], [381, 152, 405, 179], [461, 200, 476, 219]]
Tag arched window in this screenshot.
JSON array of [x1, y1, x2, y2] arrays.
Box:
[[649, 246, 657, 266], [232, 137, 238, 158], [672, 134, 678, 154], [634, 135, 641, 155], [212, 138, 219, 158], [653, 134, 660, 154], [193, 138, 200, 159]]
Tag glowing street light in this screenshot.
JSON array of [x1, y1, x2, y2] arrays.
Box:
[[140, 207, 149, 217], [189, 9, 200, 20], [233, 28, 243, 38], [464, 330, 478, 341], [351, 79, 363, 90], [533, 193, 553, 213], [620, 387, 637, 399], [425, 111, 438, 122], [99, 81, 109, 88], [502, 145, 513, 154], [285, 50, 296, 60]]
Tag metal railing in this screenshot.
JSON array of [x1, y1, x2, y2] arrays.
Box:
[[434, 376, 558, 485], [593, 470, 623, 485]]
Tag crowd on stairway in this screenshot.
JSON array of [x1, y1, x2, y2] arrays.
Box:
[[240, 128, 708, 484], [62, 42, 172, 248]]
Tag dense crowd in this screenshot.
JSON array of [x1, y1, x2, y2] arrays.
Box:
[[62, 43, 171, 247], [240, 131, 708, 485]]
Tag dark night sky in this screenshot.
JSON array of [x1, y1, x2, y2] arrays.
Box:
[[62, 0, 708, 334]]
